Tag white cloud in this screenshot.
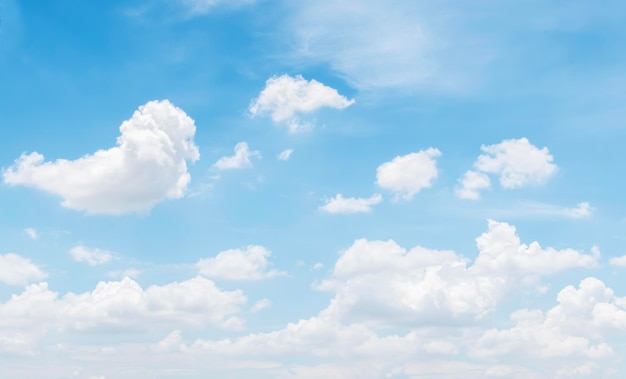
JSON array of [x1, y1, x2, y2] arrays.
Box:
[[319, 193, 382, 214], [2, 100, 200, 214], [316, 220, 598, 327], [473, 137, 557, 189], [106, 269, 141, 279], [609, 254, 626, 267], [312, 263, 324, 270], [376, 148, 441, 201], [24, 228, 38, 240], [0, 253, 47, 286], [70, 246, 113, 266], [455, 170, 491, 200], [277, 149, 293, 161], [250, 299, 271, 313], [0, 276, 247, 335], [213, 142, 260, 170], [196, 246, 283, 280], [249, 74, 355, 132], [563, 202, 593, 219]]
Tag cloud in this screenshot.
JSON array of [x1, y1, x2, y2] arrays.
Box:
[[609, 255, 626, 267], [0, 277, 247, 336], [213, 142, 260, 170], [563, 202, 593, 219], [316, 220, 598, 327], [277, 149, 293, 161], [455, 171, 491, 200], [0, 253, 47, 286], [250, 299, 271, 313], [196, 246, 284, 280], [24, 228, 38, 240], [319, 193, 382, 214], [2, 100, 200, 214], [70, 246, 114, 266], [376, 148, 441, 201], [249, 74, 355, 132], [456, 138, 557, 199]]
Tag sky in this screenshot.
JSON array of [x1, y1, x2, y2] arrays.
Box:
[[1, 0, 626, 378]]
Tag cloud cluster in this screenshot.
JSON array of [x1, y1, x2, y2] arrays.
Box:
[[456, 138, 557, 199], [3, 100, 200, 214], [376, 148, 441, 200], [249, 74, 355, 132]]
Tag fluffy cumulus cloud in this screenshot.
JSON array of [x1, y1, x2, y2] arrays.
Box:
[[457, 138, 557, 199], [2, 100, 200, 214], [249, 74, 355, 132], [0, 253, 47, 286], [69, 246, 113, 266], [472, 277, 626, 377], [316, 220, 598, 327], [319, 193, 382, 214], [196, 245, 283, 280], [213, 142, 260, 170], [0, 276, 247, 341], [376, 148, 441, 200]]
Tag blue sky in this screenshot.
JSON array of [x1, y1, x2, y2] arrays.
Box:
[[1, 0, 626, 378]]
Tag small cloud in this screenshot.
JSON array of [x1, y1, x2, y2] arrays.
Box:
[[609, 254, 626, 267], [197, 245, 284, 280], [213, 142, 261, 170], [277, 148, 293, 161], [24, 228, 38, 240], [0, 253, 48, 286], [455, 170, 491, 200], [250, 299, 271, 313], [319, 193, 382, 214], [312, 263, 324, 270], [70, 245, 114, 266], [376, 148, 441, 201], [563, 202, 593, 219], [249, 74, 354, 133]]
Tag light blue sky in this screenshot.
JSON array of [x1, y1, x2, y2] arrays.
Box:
[[1, 1, 626, 378]]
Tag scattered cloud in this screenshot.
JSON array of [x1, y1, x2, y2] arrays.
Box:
[[70, 246, 114, 266], [312, 263, 324, 270], [106, 269, 141, 279], [563, 202, 593, 219], [213, 142, 260, 170], [2, 100, 200, 214], [609, 255, 626, 267], [0, 253, 47, 286], [319, 193, 382, 214], [376, 148, 441, 201], [176, 0, 255, 15], [455, 170, 491, 200], [277, 148, 293, 161], [196, 245, 284, 280], [249, 74, 355, 132], [250, 299, 271, 313], [457, 138, 557, 199], [24, 228, 38, 240]]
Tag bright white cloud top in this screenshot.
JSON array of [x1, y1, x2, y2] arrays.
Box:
[[319, 193, 382, 214], [2, 100, 200, 214], [213, 142, 260, 170], [0, 253, 47, 286], [376, 148, 441, 200], [249, 74, 355, 132]]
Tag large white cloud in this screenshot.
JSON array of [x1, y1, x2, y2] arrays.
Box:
[[376, 148, 441, 201], [196, 245, 283, 280], [456, 138, 557, 199], [2, 100, 200, 214], [316, 220, 598, 327], [319, 193, 382, 214], [249, 74, 355, 132], [212, 142, 260, 170], [0, 253, 47, 286], [0, 276, 247, 336]]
